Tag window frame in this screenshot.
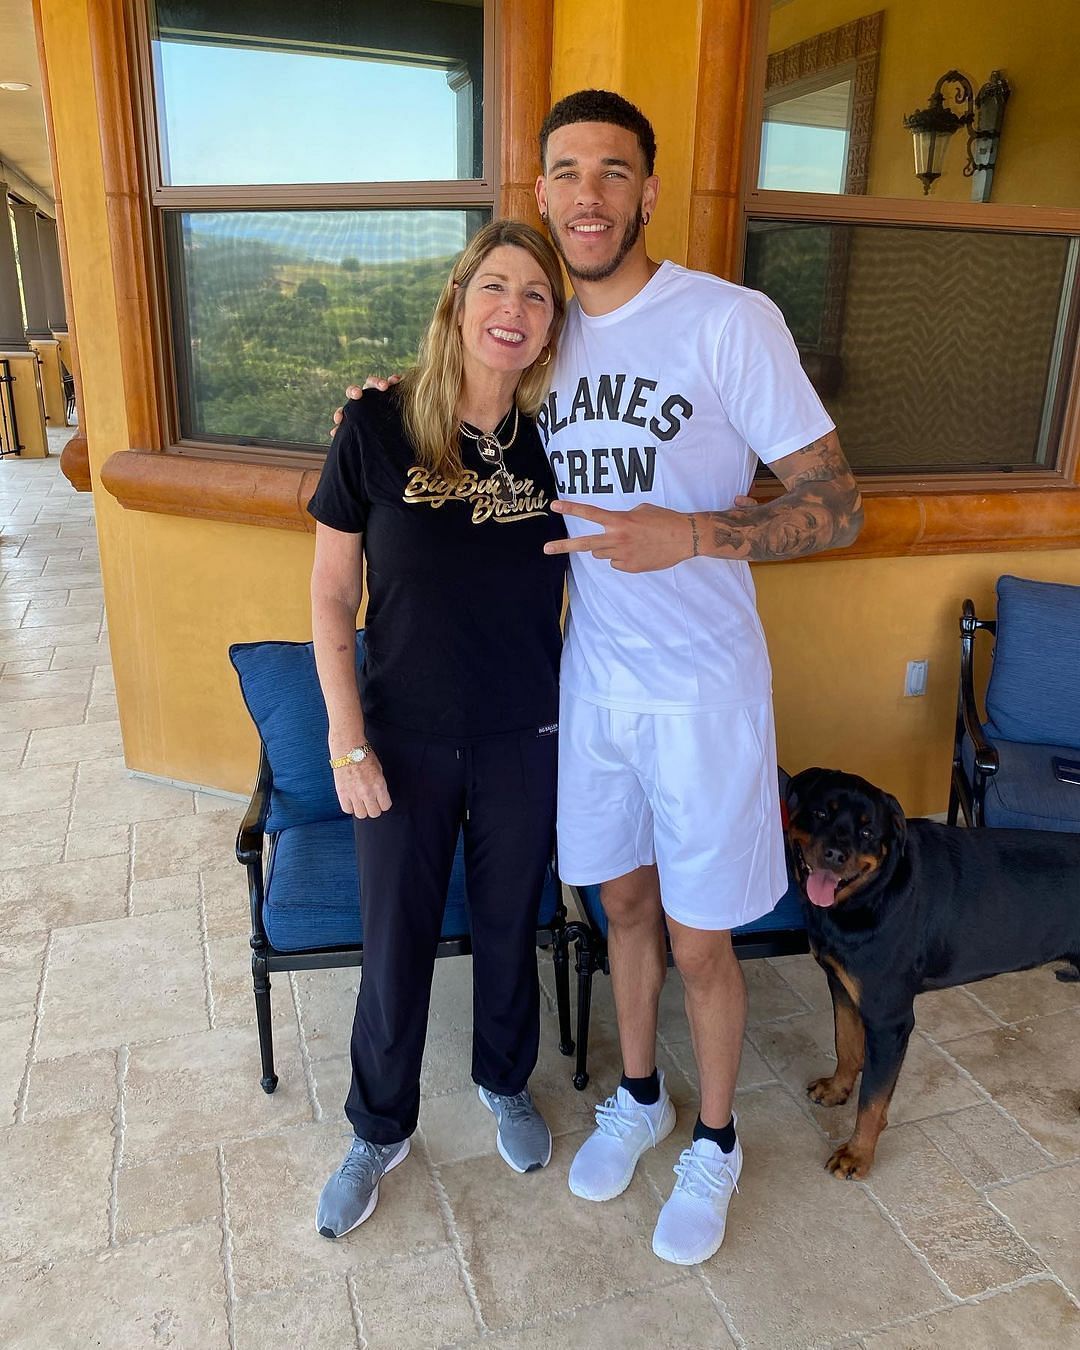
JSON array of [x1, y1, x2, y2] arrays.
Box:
[[132, 0, 498, 466], [737, 0, 1080, 499], [97, 0, 553, 527]]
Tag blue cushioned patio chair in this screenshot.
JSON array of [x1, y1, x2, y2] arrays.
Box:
[[231, 634, 574, 1094], [949, 575, 1080, 831], [562, 769, 808, 1090]]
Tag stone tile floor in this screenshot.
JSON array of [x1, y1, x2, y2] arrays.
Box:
[[3, 449, 1080, 1347]]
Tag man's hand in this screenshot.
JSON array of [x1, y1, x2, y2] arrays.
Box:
[[541, 430, 862, 572], [332, 753, 392, 819], [544, 500, 695, 573], [329, 375, 401, 437]]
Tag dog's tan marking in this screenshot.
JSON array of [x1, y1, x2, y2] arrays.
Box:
[[822, 954, 861, 1009], [826, 1093, 889, 1179], [833, 852, 883, 901], [808, 990, 865, 1107]]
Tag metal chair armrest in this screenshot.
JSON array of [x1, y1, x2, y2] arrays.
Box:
[[958, 600, 999, 777], [235, 744, 273, 948], [236, 744, 272, 865]]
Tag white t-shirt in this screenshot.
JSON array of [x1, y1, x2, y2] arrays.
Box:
[[537, 260, 835, 713]]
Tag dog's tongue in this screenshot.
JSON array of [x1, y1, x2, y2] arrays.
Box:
[[806, 869, 840, 908]]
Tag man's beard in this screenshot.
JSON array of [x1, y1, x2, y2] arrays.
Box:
[[548, 207, 644, 283]]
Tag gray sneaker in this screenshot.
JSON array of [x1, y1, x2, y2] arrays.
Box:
[[478, 1085, 552, 1173], [316, 1135, 410, 1239]]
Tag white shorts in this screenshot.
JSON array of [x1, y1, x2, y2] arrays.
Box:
[[556, 689, 787, 931]]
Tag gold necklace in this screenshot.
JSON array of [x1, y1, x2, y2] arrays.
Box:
[[458, 406, 520, 509], [458, 405, 519, 462]]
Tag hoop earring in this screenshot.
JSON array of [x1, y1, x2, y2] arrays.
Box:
[[643, 211, 651, 226], [536, 346, 551, 368]]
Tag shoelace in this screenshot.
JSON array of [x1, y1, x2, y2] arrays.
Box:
[[493, 1089, 536, 1125], [593, 1094, 660, 1143], [338, 1139, 384, 1189], [672, 1147, 740, 1202]]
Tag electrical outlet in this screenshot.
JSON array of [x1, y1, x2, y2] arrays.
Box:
[[904, 659, 929, 697]]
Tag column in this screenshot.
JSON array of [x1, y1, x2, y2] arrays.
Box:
[[37, 216, 68, 333], [0, 187, 49, 456], [12, 202, 66, 429], [33, 216, 72, 421], [10, 202, 52, 340], [0, 186, 29, 351]]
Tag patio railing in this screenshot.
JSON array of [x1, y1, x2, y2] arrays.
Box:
[[0, 359, 22, 456]]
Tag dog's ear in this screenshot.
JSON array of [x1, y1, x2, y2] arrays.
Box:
[[884, 792, 908, 854]]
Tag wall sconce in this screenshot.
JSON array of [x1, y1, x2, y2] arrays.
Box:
[[903, 70, 1011, 201]]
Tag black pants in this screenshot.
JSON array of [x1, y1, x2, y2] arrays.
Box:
[[344, 720, 558, 1143]]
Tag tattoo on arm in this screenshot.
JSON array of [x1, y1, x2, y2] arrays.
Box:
[[704, 432, 863, 562], [688, 514, 701, 558]]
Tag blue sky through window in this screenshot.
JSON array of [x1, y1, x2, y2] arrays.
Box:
[[759, 122, 849, 194], [155, 41, 464, 185]]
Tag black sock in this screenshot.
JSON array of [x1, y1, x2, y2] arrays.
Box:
[[693, 1114, 736, 1153], [619, 1069, 659, 1106]]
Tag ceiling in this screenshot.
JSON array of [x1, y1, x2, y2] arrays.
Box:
[[0, 0, 53, 202]]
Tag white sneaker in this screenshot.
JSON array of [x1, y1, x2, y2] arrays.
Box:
[[652, 1131, 743, 1265], [568, 1073, 676, 1202]]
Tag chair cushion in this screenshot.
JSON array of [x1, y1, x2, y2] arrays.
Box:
[[574, 872, 806, 941], [961, 722, 1080, 832], [735, 877, 806, 935], [985, 575, 1080, 751], [264, 817, 561, 953], [230, 635, 362, 832]]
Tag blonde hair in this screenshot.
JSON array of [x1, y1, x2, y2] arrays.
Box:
[[400, 219, 565, 480]]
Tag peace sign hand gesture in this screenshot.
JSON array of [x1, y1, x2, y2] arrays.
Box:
[[543, 499, 697, 573]]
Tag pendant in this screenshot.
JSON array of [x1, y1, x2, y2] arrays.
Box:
[[476, 434, 502, 463], [491, 467, 519, 509]]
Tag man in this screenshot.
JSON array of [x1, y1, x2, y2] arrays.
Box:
[[531, 89, 861, 1267], [345, 88, 861, 1266]]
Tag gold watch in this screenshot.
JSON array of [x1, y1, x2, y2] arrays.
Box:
[[329, 743, 372, 769]]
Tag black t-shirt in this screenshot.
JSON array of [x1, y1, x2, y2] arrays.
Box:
[[308, 388, 567, 740]]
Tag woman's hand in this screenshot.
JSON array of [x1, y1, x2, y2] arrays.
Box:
[[332, 752, 393, 819]]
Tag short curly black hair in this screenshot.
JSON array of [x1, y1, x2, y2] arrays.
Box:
[[539, 89, 657, 175]]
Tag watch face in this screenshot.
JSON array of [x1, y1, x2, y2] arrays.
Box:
[[348, 747, 367, 763]]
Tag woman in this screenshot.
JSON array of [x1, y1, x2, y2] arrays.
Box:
[[308, 220, 567, 1240]]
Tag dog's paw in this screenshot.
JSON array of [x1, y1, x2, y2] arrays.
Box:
[[807, 1075, 853, 1107], [825, 1141, 873, 1180]]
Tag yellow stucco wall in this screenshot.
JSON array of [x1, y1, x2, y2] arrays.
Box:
[[756, 549, 1080, 812], [39, 0, 314, 792], [551, 0, 701, 267], [0, 351, 48, 457], [43, 0, 1080, 812], [768, 0, 1080, 207]]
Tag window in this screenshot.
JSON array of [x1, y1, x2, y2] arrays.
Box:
[[141, 0, 494, 453], [744, 221, 1078, 473], [743, 2, 1080, 485], [760, 77, 857, 196]]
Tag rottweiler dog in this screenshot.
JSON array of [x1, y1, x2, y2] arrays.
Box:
[[785, 766, 1080, 1180]]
